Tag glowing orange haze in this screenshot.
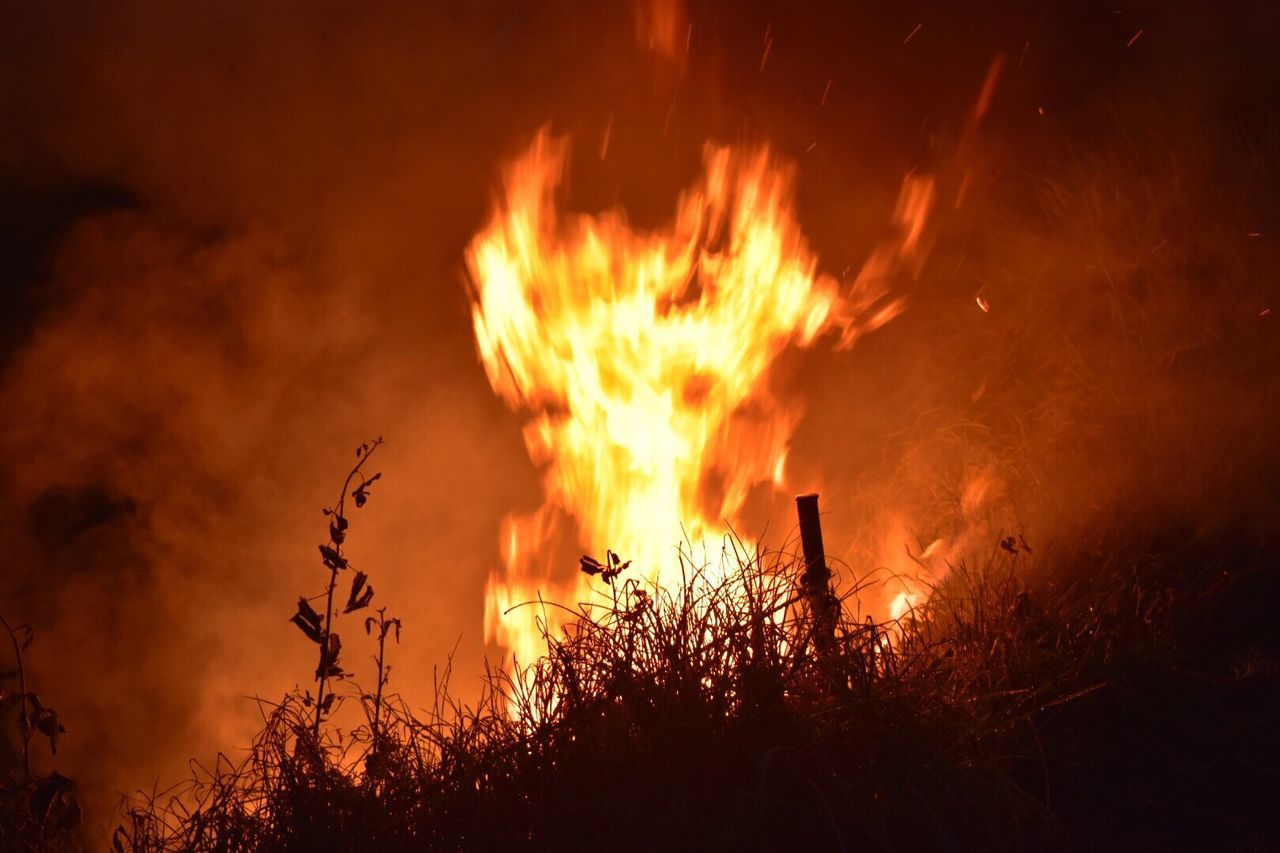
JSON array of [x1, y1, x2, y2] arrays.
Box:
[[466, 131, 933, 668]]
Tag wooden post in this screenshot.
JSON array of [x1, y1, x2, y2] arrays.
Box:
[[795, 493, 836, 655]]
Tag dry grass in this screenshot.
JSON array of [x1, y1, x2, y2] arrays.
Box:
[[106, 516, 1278, 851], [17, 67, 1280, 853]]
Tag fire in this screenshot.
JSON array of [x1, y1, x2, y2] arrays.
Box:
[[874, 465, 1010, 639], [466, 131, 933, 670]]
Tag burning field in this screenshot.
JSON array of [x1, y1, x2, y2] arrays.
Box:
[[1, 1, 1278, 850]]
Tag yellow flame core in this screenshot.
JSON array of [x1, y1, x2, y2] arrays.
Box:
[[467, 132, 932, 668]]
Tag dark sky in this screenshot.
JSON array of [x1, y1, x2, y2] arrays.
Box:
[[1, 0, 1277, 839]]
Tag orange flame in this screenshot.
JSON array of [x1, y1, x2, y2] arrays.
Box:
[[467, 131, 932, 669], [874, 465, 1009, 640]]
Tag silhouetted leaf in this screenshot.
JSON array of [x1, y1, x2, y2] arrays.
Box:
[[344, 571, 374, 613], [291, 598, 324, 643], [316, 633, 345, 679], [291, 614, 323, 645], [34, 706, 65, 754], [329, 514, 349, 545], [349, 587, 374, 614], [297, 597, 322, 628], [584, 551, 630, 583], [351, 473, 382, 509], [15, 623, 33, 652], [319, 544, 348, 570]]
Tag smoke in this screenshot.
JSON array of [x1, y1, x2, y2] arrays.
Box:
[[0, 1, 588, 832], [797, 6, 1280, 610], [0, 0, 1276, 840]]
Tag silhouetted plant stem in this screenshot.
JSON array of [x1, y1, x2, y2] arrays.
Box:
[[365, 607, 400, 750], [372, 613, 388, 743], [0, 616, 31, 782], [313, 438, 383, 739]]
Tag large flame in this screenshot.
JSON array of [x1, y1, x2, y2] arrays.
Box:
[[467, 131, 932, 668]]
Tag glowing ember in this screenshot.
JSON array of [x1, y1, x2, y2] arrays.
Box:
[[466, 131, 933, 669]]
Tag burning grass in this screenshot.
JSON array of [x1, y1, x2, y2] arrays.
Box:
[[15, 118, 1280, 842], [104, 505, 1277, 851]]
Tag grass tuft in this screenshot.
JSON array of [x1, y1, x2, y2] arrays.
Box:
[[110, 516, 1278, 851]]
